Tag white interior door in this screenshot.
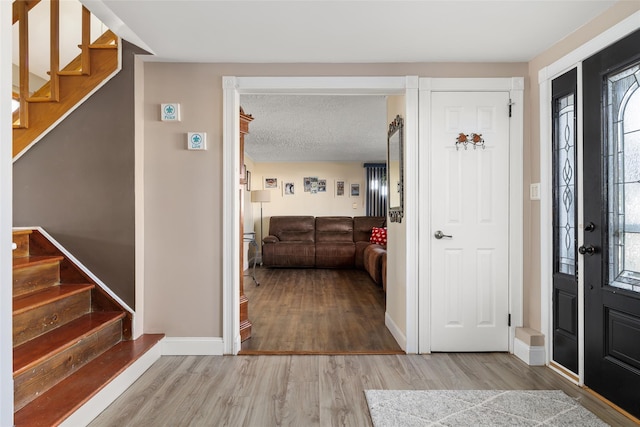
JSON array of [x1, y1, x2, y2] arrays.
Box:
[[430, 91, 510, 352]]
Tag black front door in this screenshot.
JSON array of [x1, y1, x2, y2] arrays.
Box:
[[552, 68, 578, 374], [583, 29, 640, 417]]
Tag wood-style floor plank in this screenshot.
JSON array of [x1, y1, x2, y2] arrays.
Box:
[[241, 267, 402, 354], [88, 353, 636, 426]]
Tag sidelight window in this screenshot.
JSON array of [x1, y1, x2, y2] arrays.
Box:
[[553, 91, 576, 276], [607, 62, 640, 292]]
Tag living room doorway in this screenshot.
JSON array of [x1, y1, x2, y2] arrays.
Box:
[[236, 93, 402, 354], [221, 76, 420, 355]]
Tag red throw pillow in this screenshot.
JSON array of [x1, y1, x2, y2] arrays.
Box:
[[370, 227, 387, 246]]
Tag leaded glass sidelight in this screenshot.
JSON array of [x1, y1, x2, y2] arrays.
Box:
[[607, 62, 640, 292], [553, 93, 576, 275]]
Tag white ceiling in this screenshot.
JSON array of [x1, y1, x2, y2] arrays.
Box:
[[86, 0, 618, 64], [81, 0, 621, 162]]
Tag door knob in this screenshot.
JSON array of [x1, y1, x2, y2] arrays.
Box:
[[434, 230, 452, 239], [578, 245, 597, 255]]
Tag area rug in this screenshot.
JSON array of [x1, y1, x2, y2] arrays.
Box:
[[364, 390, 607, 426]]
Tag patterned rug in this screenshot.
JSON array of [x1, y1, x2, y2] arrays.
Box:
[[364, 390, 607, 426]]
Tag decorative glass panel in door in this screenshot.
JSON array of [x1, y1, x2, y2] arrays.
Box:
[[606, 63, 640, 293]]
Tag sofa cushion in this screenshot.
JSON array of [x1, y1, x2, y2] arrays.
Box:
[[315, 217, 354, 242], [262, 241, 316, 267], [316, 242, 356, 268], [364, 243, 386, 286], [267, 216, 315, 242], [353, 216, 386, 242]]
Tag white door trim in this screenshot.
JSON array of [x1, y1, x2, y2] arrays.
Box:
[[1, 1, 14, 424], [538, 10, 640, 384], [222, 76, 419, 355], [418, 77, 524, 354]]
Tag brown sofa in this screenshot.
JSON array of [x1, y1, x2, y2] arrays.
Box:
[[262, 216, 387, 287]]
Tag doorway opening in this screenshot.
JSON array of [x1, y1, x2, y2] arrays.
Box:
[[238, 93, 399, 354], [221, 76, 420, 356]]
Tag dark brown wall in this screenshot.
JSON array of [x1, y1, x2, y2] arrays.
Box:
[[13, 41, 146, 308]]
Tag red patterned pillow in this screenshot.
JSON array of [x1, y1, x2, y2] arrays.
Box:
[[370, 227, 387, 246]]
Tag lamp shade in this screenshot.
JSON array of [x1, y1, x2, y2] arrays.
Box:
[[251, 189, 271, 203]]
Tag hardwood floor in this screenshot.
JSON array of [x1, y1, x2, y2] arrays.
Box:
[[88, 353, 635, 426], [240, 267, 402, 354]]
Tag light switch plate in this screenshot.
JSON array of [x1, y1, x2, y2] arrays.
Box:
[[530, 183, 541, 200]]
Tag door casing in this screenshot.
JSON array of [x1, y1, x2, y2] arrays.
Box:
[[221, 76, 419, 355]]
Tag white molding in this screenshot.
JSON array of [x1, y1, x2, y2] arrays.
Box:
[[537, 12, 638, 387], [385, 312, 407, 352], [404, 76, 419, 354], [576, 63, 585, 387], [133, 55, 145, 340], [223, 76, 419, 355], [417, 78, 433, 354], [1, 2, 14, 424], [509, 77, 525, 353], [14, 226, 135, 314], [12, 42, 123, 162], [59, 341, 161, 427], [222, 76, 241, 355], [161, 337, 225, 356], [417, 77, 524, 354], [234, 76, 407, 94], [539, 75, 553, 367], [514, 338, 546, 366]]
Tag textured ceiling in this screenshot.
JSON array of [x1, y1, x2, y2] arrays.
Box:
[[241, 95, 388, 163]]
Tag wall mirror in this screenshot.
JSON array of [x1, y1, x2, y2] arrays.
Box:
[[387, 115, 404, 223]]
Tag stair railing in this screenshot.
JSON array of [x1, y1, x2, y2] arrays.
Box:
[[12, 0, 98, 127]]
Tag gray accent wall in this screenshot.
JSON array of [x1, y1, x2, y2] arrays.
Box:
[[13, 41, 146, 308]]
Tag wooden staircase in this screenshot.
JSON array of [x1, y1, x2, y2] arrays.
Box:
[[12, 0, 120, 159], [12, 229, 162, 426]]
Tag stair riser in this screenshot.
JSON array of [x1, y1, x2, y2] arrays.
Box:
[[14, 319, 122, 411], [13, 291, 92, 347], [13, 262, 61, 297], [13, 232, 31, 258]]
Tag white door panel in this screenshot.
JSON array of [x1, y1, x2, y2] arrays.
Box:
[[431, 91, 510, 352]]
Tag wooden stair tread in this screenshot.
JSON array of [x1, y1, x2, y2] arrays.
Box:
[[13, 284, 94, 315], [12, 230, 32, 237], [13, 255, 64, 268], [13, 311, 125, 376], [14, 334, 163, 427]]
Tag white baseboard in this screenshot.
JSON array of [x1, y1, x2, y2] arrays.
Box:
[[161, 337, 225, 355], [59, 340, 161, 427], [385, 312, 407, 352], [514, 337, 546, 366]]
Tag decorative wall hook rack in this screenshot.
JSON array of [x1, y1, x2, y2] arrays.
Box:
[[455, 133, 485, 150]]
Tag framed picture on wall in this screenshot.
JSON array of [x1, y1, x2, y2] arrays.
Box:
[[335, 180, 345, 197], [284, 182, 295, 195], [265, 177, 278, 189], [318, 179, 327, 193], [246, 170, 251, 191], [304, 176, 319, 193], [350, 183, 360, 197]]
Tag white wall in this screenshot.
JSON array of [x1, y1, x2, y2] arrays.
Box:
[[249, 161, 368, 238]]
